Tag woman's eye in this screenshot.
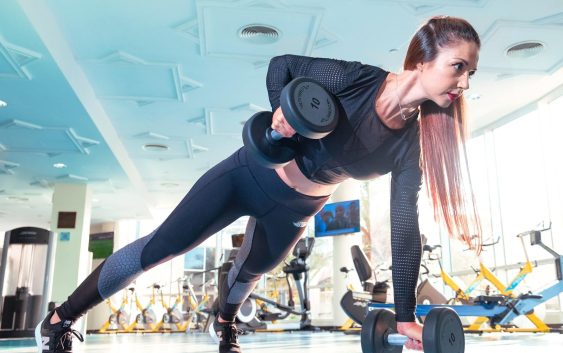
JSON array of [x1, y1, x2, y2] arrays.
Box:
[[453, 63, 464, 71]]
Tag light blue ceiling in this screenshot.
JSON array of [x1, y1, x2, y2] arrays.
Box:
[[1, 0, 563, 230]]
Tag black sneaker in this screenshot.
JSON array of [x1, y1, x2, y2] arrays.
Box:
[[35, 311, 84, 353], [208, 316, 243, 353]]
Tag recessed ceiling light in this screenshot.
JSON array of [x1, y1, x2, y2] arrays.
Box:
[[53, 163, 67, 169], [239, 24, 280, 44], [506, 41, 544, 59], [0, 100, 7, 108], [143, 143, 169, 152]]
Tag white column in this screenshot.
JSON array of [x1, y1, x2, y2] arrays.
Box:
[[331, 180, 362, 326], [49, 183, 92, 332]]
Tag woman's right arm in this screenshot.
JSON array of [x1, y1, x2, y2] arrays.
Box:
[[266, 54, 362, 111], [266, 55, 362, 136], [265, 55, 296, 111]]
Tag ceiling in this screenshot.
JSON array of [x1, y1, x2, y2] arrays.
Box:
[[1, 0, 563, 232]]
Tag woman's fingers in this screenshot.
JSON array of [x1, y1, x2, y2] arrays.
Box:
[[271, 108, 296, 138], [404, 338, 423, 351]]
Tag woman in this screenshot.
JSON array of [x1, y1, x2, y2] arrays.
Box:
[[36, 16, 481, 353]]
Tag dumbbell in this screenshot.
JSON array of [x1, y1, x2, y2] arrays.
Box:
[[361, 307, 464, 353], [242, 77, 339, 168]]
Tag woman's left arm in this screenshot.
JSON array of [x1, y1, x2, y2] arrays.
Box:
[[389, 146, 423, 323]]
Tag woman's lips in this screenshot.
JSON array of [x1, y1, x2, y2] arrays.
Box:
[[447, 93, 459, 101]]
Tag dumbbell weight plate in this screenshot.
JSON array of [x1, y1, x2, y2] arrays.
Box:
[[422, 308, 464, 353], [280, 77, 339, 139], [361, 309, 402, 353], [242, 111, 298, 168]]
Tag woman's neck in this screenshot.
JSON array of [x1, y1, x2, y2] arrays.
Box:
[[375, 70, 425, 129]]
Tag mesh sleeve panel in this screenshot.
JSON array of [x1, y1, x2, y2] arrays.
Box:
[[266, 54, 360, 111], [390, 153, 423, 322]]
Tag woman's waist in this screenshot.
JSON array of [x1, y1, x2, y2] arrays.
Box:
[[275, 160, 339, 197]]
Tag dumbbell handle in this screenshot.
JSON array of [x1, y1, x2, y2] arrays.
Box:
[[268, 128, 284, 141], [386, 333, 408, 346]]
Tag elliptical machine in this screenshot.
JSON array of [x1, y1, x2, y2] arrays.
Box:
[[209, 237, 316, 332], [249, 237, 315, 330]]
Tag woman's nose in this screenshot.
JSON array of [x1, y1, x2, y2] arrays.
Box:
[[458, 72, 470, 90]]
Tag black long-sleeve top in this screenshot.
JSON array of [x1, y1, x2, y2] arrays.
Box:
[[266, 54, 422, 322]]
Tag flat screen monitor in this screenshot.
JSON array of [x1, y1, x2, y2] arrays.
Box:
[[314, 199, 360, 237], [184, 247, 205, 270]]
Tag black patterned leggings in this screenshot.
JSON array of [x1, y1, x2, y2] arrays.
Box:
[[56, 147, 329, 322]]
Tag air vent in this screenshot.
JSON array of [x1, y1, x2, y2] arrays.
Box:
[[506, 41, 544, 58], [239, 24, 280, 44], [143, 143, 169, 152]]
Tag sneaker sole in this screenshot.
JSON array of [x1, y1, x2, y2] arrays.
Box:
[[34, 321, 43, 353], [208, 317, 219, 344]]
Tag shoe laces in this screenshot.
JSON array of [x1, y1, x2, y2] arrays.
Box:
[[221, 323, 243, 345], [58, 328, 84, 350]]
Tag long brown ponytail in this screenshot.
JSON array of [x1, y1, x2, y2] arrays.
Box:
[[405, 16, 482, 252]]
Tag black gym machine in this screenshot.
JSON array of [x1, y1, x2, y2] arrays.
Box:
[[0, 227, 56, 338], [340, 245, 390, 326], [248, 237, 316, 331], [209, 237, 316, 332]]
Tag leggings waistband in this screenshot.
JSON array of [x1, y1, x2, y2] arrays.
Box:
[[239, 147, 329, 216]]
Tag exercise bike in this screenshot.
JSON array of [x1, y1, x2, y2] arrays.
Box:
[[489, 223, 560, 332], [155, 277, 186, 332], [98, 287, 135, 333], [339, 245, 390, 325], [128, 283, 163, 332]]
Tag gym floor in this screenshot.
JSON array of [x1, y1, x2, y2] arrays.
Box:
[[1, 331, 563, 353]]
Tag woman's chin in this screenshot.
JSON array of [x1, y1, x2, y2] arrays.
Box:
[[434, 98, 453, 109]]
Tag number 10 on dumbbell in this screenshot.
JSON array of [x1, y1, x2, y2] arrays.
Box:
[[243, 77, 340, 168]]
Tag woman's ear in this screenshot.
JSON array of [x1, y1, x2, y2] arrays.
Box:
[[416, 62, 424, 72]]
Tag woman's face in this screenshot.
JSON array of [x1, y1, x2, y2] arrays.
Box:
[[418, 40, 479, 108]]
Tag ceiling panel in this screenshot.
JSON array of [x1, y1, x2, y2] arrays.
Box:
[[1, 0, 563, 232]]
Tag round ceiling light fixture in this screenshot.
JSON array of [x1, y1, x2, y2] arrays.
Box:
[[506, 41, 544, 59], [53, 163, 67, 169], [143, 143, 169, 152], [239, 24, 280, 44]]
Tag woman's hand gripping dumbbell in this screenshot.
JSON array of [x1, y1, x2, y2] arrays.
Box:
[[242, 77, 340, 168]]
